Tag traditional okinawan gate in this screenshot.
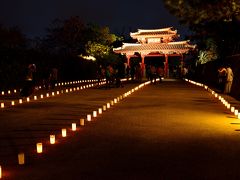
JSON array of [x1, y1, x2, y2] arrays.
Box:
[[113, 27, 195, 77]]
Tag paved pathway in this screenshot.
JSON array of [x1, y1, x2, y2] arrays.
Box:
[[1, 79, 240, 179]]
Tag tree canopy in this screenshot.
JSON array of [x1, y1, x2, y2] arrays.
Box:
[[163, 0, 240, 58]]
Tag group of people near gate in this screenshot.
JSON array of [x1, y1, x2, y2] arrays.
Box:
[[97, 64, 124, 89], [20, 64, 58, 97], [146, 65, 164, 84], [217, 64, 234, 94]]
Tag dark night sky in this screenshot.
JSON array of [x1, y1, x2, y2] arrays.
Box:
[[0, 0, 190, 39]]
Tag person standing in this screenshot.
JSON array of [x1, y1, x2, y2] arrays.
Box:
[[217, 66, 227, 93], [49, 67, 58, 89], [224, 65, 234, 94]]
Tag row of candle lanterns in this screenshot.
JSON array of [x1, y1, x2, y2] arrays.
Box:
[[0, 81, 107, 109], [185, 78, 240, 118], [0, 79, 100, 97], [0, 81, 150, 179]]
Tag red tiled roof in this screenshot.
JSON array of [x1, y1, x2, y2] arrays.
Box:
[[113, 42, 195, 55], [130, 28, 177, 38], [131, 31, 176, 37]]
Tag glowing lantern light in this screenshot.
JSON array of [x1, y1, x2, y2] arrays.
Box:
[[14, 89, 17, 93], [40, 94, 44, 98], [26, 97, 30, 102], [36, 143, 43, 153], [227, 104, 231, 109], [1, 103, 4, 108], [107, 103, 110, 109], [57, 91, 60, 95], [72, 123, 77, 131], [50, 135, 55, 144], [19, 99, 23, 104], [18, 153, 25, 165], [66, 89, 69, 93], [98, 108, 102, 114], [0, 165, 2, 178], [111, 101, 114, 106], [235, 109, 239, 116], [62, 129, 67, 137], [8, 90, 10, 94], [11, 101, 15, 106], [52, 92, 55, 96], [93, 111, 97, 117], [238, 113, 240, 119], [114, 99, 117, 103], [231, 107, 235, 113], [1, 91, 4, 95], [87, 114, 91, 121], [34, 96, 37, 100], [80, 119, 85, 126], [103, 105, 107, 111], [117, 97, 120, 102], [46, 93, 49, 97], [120, 95, 123, 100]]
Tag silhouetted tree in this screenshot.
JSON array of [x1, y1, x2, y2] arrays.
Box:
[[163, 0, 240, 56]]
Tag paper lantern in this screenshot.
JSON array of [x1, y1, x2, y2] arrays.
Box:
[[57, 91, 60, 95], [1, 91, 4, 95], [231, 107, 235, 113], [40, 94, 44, 98], [238, 113, 240, 119], [103, 105, 107, 111], [26, 97, 30, 102], [111, 101, 114, 106], [72, 123, 77, 131], [93, 111, 97, 117], [34, 96, 37, 100], [50, 135, 55, 144], [0, 165, 2, 178], [235, 109, 239, 116], [36, 143, 43, 153], [14, 89, 17, 93], [227, 104, 231, 109], [80, 119, 85, 126], [8, 90, 11, 94], [18, 153, 25, 165], [46, 93, 49, 97], [62, 129, 67, 137], [98, 108, 102, 114], [0, 103, 4, 108], [107, 103, 110, 108], [114, 99, 117, 103], [19, 99, 23, 104], [87, 114, 91, 121], [52, 92, 55, 96], [11, 101, 15, 106]]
